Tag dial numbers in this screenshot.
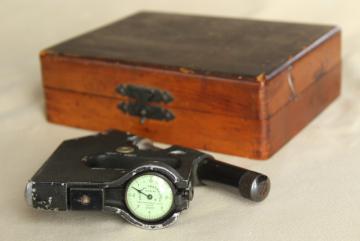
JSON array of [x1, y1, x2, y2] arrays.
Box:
[[125, 174, 174, 222]]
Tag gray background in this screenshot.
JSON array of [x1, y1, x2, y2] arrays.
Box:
[[0, 0, 359, 240]]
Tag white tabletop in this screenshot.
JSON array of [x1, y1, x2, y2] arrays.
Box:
[[1, 0, 359, 240]]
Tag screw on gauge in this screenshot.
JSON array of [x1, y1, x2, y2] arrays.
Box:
[[116, 146, 135, 154]]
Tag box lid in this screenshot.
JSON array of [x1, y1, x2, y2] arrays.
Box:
[[44, 11, 339, 82]]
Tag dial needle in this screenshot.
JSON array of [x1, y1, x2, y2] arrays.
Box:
[[132, 187, 152, 200]]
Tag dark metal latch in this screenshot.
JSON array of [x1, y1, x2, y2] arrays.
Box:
[[116, 84, 175, 124]]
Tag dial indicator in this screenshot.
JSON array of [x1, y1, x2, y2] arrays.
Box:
[[125, 173, 174, 222]]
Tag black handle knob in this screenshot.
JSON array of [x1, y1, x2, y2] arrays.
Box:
[[197, 159, 270, 202]]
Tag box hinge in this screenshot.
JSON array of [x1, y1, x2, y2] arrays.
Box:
[[116, 84, 175, 124]]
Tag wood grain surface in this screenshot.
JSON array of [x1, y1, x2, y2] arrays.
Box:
[[41, 13, 341, 159], [44, 64, 340, 159]]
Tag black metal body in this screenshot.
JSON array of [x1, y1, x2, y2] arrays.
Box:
[[25, 130, 270, 229]]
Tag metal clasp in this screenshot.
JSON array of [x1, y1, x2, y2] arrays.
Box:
[[116, 84, 175, 124]]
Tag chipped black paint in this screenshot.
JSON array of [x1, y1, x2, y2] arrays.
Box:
[[25, 130, 270, 229]]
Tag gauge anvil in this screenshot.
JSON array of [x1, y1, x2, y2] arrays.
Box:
[[25, 130, 270, 229]]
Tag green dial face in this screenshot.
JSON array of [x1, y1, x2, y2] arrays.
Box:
[[125, 173, 174, 222]]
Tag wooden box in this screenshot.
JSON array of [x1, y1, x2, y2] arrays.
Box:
[[41, 12, 341, 159]]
